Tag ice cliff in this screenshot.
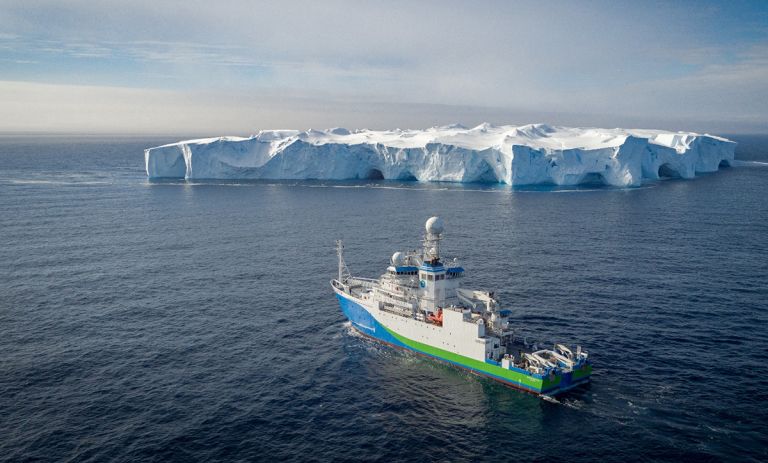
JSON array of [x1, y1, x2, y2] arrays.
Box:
[[144, 123, 736, 187]]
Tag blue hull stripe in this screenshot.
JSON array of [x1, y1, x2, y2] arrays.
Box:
[[337, 292, 577, 395], [336, 293, 407, 348]]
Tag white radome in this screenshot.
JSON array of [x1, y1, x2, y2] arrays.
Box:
[[425, 216, 445, 235], [391, 251, 406, 266]]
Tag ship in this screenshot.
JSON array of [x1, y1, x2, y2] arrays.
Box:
[[331, 217, 592, 396]]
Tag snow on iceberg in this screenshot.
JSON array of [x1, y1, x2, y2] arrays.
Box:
[[144, 124, 736, 187]]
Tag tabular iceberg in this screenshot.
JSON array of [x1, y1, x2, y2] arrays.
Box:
[[144, 123, 736, 187]]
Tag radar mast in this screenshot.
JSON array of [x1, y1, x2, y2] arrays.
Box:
[[423, 216, 445, 264], [336, 240, 351, 284]]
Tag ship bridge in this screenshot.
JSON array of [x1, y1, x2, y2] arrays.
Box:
[[387, 265, 419, 276], [417, 218, 465, 310]]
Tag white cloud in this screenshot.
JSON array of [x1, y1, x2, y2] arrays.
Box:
[[0, 1, 766, 133], [2, 79, 762, 135]]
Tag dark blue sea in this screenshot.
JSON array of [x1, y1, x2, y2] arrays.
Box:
[[1, 134, 767, 462]]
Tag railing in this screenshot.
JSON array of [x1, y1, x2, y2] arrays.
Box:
[[348, 277, 378, 290], [380, 303, 413, 318]]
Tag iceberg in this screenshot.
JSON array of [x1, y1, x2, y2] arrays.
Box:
[[144, 123, 736, 187]]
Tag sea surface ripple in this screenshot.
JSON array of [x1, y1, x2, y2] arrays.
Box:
[[1, 135, 767, 462]]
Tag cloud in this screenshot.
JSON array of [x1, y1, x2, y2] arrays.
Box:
[[0, 1, 766, 133], [2, 79, 763, 135], [0, 80, 513, 134]]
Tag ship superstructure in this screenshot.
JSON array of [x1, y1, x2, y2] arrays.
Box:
[[331, 217, 591, 396]]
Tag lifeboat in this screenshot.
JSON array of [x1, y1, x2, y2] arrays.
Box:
[[427, 308, 444, 326]]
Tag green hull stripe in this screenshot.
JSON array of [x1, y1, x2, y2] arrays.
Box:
[[381, 324, 591, 392]]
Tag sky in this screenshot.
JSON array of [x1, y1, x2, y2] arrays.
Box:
[[0, 0, 767, 135]]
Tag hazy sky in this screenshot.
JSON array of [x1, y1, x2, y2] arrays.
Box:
[[1, 0, 767, 135]]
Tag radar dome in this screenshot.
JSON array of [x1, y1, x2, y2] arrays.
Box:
[[391, 251, 406, 266], [425, 216, 445, 235]]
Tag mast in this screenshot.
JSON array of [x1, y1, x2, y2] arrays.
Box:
[[336, 239, 351, 283], [423, 217, 445, 263]]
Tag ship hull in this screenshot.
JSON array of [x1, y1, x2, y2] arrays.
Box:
[[335, 290, 590, 396]]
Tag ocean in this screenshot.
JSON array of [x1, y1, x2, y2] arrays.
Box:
[[1, 134, 767, 462]]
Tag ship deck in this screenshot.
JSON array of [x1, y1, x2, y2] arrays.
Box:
[[334, 278, 584, 375]]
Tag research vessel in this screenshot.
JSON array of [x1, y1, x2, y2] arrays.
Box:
[[331, 217, 591, 396]]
